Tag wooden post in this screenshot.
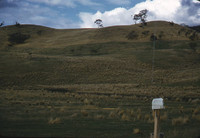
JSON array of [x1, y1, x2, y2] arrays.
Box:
[[154, 109, 160, 138]]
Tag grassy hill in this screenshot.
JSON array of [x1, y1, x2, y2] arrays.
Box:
[[0, 21, 200, 137], [0, 21, 199, 48], [0, 21, 200, 88]]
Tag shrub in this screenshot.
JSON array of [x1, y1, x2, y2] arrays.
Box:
[[83, 98, 92, 105], [191, 98, 200, 104], [189, 32, 199, 40], [144, 114, 151, 121], [133, 128, 141, 134], [121, 113, 130, 121], [193, 107, 200, 115], [81, 110, 88, 117], [126, 31, 139, 40], [109, 111, 116, 118], [71, 113, 78, 118], [95, 114, 105, 119], [142, 30, 150, 36], [150, 33, 157, 41], [48, 117, 61, 125], [8, 32, 30, 45], [158, 31, 164, 39], [117, 109, 125, 116]]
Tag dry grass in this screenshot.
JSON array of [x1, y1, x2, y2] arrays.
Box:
[[83, 98, 92, 105], [109, 111, 116, 118], [95, 114, 105, 119], [81, 110, 89, 117], [133, 128, 141, 134], [191, 99, 200, 104], [172, 116, 189, 125], [193, 107, 200, 115], [48, 117, 61, 125], [71, 113, 78, 118], [160, 112, 168, 121], [121, 113, 130, 121]]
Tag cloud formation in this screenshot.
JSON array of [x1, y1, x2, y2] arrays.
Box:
[[0, 0, 77, 28], [79, 0, 200, 28], [0, 0, 199, 29]]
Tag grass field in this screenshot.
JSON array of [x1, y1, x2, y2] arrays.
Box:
[[0, 21, 200, 137]]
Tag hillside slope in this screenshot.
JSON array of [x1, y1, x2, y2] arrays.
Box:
[[0, 21, 200, 89]]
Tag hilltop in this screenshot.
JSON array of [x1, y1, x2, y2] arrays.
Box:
[[0, 21, 199, 49]]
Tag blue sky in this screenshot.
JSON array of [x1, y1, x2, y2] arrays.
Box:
[[0, 0, 200, 29]]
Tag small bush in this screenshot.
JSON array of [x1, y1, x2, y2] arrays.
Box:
[[81, 110, 88, 117], [150, 33, 157, 41], [133, 128, 141, 134], [191, 98, 200, 104], [48, 117, 61, 125], [8, 32, 30, 45], [71, 113, 78, 118], [158, 31, 165, 39], [117, 109, 125, 116], [189, 32, 199, 40], [193, 107, 200, 115], [95, 114, 105, 119], [83, 98, 92, 105], [121, 113, 130, 121], [137, 114, 142, 120], [126, 31, 139, 40], [144, 114, 151, 121], [142, 31, 150, 36], [109, 111, 116, 118]]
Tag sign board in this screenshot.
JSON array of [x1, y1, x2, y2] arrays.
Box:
[[152, 98, 164, 110]]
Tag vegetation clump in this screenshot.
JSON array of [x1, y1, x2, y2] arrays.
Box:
[[126, 31, 139, 40], [48, 117, 61, 125], [8, 32, 30, 45]]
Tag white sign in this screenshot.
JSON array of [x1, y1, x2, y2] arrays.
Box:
[[152, 98, 164, 110]]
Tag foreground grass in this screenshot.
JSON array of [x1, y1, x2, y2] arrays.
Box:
[[0, 88, 200, 137]]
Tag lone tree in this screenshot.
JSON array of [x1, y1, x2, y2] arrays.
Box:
[[15, 21, 20, 27], [0, 21, 4, 27], [94, 19, 103, 28], [132, 9, 148, 26]]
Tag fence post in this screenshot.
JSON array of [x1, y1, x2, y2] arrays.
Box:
[[153, 109, 160, 138]]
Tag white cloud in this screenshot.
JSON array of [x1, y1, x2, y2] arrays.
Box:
[[79, 8, 132, 28], [0, 1, 77, 28], [79, 0, 200, 28]]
